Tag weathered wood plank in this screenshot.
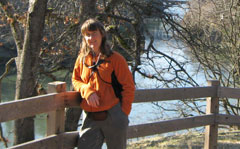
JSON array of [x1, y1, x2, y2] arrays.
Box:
[[8, 131, 79, 149], [219, 87, 240, 99], [62, 131, 79, 148], [127, 114, 215, 138], [0, 91, 81, 123], [0, 93, 60, 123], [8, 134, 60, 149], [204, 80, 219, 149], [47, 82, 66, 135], [134, 87, 216, 103], [216, 114, 240, 126]]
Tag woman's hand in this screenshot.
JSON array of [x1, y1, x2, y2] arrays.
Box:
[[87, 92, 100, 108]]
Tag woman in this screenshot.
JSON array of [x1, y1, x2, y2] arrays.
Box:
[[72, 18, 135, 149]]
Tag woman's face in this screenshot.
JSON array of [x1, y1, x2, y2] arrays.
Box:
[[84, 29, 102, 54]]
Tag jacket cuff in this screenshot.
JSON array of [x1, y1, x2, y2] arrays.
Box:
[[80, 84, 95, 100], [121, 104, 131, 115]]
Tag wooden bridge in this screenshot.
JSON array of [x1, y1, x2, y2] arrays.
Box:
[[1, 80, 240, 149]]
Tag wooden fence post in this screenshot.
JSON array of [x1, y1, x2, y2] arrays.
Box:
[[47, 81, 66, 136], [204, 80, 220, 149]]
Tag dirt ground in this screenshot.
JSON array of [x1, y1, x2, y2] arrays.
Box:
[[127, 131, 240, 149]]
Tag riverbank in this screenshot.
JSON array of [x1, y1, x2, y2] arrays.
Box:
[[127, 130, 240, 149]]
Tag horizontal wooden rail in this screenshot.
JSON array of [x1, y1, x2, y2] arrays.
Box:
[[134, 87, 216, 103], [8, 131, 79, 149], [219, 87, 240, 98], [0, 87, 216, 123], [0, 91, 81, 123], [127, 114, 215, 138], [216, 114, 240, 126], [9, 134, 61, 149]]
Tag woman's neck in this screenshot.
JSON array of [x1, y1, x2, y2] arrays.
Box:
[[91, 50, 100, 56]]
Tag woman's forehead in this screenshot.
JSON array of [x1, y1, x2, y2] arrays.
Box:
[[82, 27, 99, 35], [84, 29, 99, 34]]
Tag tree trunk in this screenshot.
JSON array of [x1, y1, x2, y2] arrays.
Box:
[[14, 0, 47, 145], [79, 0, 97, 20]]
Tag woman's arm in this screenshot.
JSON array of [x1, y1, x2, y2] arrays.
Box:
[[72, 56, 96, 101]]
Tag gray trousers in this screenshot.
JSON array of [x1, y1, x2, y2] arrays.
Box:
[[77, 103, 129, 149]]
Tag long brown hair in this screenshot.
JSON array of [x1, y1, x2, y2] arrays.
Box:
[[79, 18, 112, 58]]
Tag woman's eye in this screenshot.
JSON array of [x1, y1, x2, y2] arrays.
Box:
[[85, 31, 98, 37]]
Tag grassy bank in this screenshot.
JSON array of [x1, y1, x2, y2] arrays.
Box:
[[127, 131, 240, 149]]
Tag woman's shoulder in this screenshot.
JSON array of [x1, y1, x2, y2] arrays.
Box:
[[110, 51, 125, 60], [108, 51, 127, 66]]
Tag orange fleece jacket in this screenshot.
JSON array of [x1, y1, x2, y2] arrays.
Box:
[[72, 51, 135, 115]]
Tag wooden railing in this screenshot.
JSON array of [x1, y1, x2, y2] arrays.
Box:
[[1, 80, 240, 149]]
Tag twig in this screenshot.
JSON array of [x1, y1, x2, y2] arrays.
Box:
[[0, 57, 15, 81], [0, 57, 15, 148]]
